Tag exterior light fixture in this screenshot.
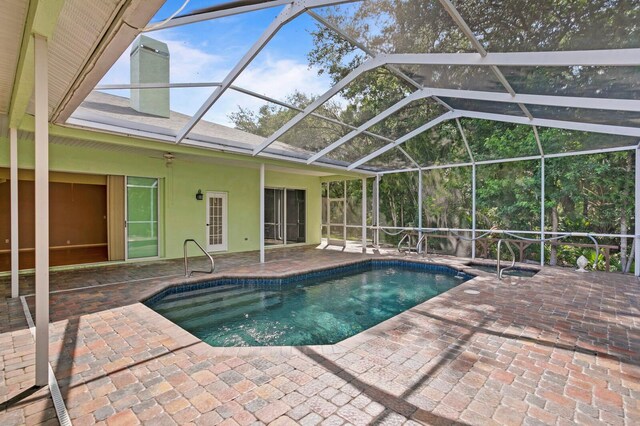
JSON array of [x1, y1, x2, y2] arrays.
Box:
[[196, 189, 203, 201]]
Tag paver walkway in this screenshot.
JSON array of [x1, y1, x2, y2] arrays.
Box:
[[1, 246, 639, 425]]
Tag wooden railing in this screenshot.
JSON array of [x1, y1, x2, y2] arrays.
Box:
[[418, 234, 618, 272]]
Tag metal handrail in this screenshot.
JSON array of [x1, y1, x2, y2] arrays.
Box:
[[397, 233, 411, 253], [497, 239, 516, 280], [416, 234, 427, 254], [184, 239, 215, 278]]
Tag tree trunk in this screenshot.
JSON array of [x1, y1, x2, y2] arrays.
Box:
[[550, 206, 559, 266]]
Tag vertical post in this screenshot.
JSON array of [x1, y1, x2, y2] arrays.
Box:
[[343, 181, 347, 245], [10, 128, 19, 298], [375, 174, 380, 247], [361, 178, 367, 253], [635, 146, 640, 276], [259, 163, 265, 263], [540, 157, 545, 267], [283, 189, 287, 245], [418, 171, 423, 253], [471, 164, 476, 259], [326, 182, 331, 243], [34, 35, 49, 387]]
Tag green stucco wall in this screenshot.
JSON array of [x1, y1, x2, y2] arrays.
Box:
[[0, 132, 328, 261]]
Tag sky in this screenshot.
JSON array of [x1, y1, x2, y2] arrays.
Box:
[[98, 0, 342, 129]]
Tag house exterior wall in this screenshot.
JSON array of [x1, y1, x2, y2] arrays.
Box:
[[0, 132, 325, 264]]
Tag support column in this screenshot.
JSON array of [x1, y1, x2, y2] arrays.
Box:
[[541, 157, 546, 267], [10, 128, 19, 298], [259, 164, 265, 263], [418, 171, 423, 253], [343, 181, 347, 245], [361, 178, 367, 253], [471, 164, 476, 259], [375, 175, 380, 247], [635, 146, 639, 276], [34, 34, 49, 387]]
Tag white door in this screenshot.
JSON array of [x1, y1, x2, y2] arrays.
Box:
[[206, 192, 227, 252]]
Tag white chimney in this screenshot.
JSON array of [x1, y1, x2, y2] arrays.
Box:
[[130, 35, 170, 118]]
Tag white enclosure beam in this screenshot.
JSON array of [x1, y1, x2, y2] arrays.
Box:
[[635, 146, 640, 276], [95, 82, 222, 90], [176, 3, 305, 143], [455, 118, 474, 163], [306, 9, 456, 113], [418, 171, 423, 253], [149, 0, 293, 30], [92, 82, 395, 145], [375, 175, 380, 247], [540, 157, 546, 267], [34, 34, 49, 387], [458, 110, 640, 138], [260, 163, 265, 263], [436, 0, 533, 119], [153, 0, 356, 31], [377, 144, 636, 175], [347, 111, 459, 170], [228, 86, 395, 144], [307, 90, 427, 164], [426, 88, 640, 112], [362, 178, 367, 253], [253, 59, 379, 155], [471, 164, 476, 259], [437, 0, 486, 54], [533, 126, 544, 156], [379, 49, 640, 67], [10, 128, 19, 298]]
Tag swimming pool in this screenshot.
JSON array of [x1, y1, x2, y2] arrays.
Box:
[[146, 261, 472, 347]]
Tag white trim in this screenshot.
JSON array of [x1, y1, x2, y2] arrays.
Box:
[[34, 34, 49, 387], [380, 49, 640, 67], [125, 176, 160, 260], [20, 297, 72, 426], [377, 144, 638, 175], [10, 128, 19, 298], [260, 164, 265, 263], [252, 60, 379, 155], [635, 146, 640, 276], [176, 3, 306, 143], [306, 90, 427, 164], [458, 110, 640, 137], [151, 0, 356, 31], [347, 112, 459, 170], [206, 191, 228, 252], [425, 87, 640, 112]]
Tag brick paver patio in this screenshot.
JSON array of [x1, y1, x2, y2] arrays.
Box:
[[1, 246, 639, 425]]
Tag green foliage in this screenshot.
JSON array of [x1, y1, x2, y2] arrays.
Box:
[[227, 0, 637, 271]]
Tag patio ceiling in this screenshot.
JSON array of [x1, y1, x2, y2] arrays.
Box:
[[67, 0, 640, 173]]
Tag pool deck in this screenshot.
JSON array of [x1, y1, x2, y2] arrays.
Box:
[[1, 245, 639, 425]]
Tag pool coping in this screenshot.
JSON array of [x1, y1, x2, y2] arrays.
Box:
[[133, 255, 502, 359]]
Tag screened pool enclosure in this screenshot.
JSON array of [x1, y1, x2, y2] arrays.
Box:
[[75, 0, 639, 273]]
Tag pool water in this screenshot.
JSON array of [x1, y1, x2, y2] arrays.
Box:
[[148, 264, 469, 347], [471, 264, 538, 277]]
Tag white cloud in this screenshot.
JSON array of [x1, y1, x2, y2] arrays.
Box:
[[98, 35, 339, 130], [99, 36, 226, 86], [204, 55, 335, 127]]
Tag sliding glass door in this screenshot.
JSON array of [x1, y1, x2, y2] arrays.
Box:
[[126, 177, 158, 259], [264, 188, 305, 245]]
